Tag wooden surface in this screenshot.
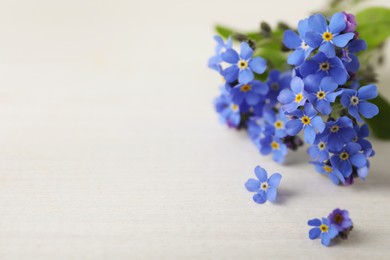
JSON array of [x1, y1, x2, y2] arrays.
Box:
[[0, 0, 390, 259]]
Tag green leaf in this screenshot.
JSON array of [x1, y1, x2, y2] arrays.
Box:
[[356, 7, 390, 49], [215, 25, 235, 40], [366, 93, 390, 139]]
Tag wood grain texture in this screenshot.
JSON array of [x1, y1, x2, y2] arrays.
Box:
[[0, 0, 390, 259]]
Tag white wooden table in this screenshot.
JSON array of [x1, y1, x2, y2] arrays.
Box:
[[0, 0, 390, 259]]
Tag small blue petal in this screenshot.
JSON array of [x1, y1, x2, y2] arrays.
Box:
[[268, 173, 282, 187], [240, 42, 253, 60], [358, 102, 379, 119], [309, 228, 321, 240], [308, 218, 322, 226], [254, 166, 268, 182], [287, 49, 305, 66], [358, 84, 378, 100], [221, 49, 239, 64], [329, 12, 347, 34], [245, 178, 260, 192], [305, 31, 322, 48], [238, 69, 254, 84], [333, 33, 355, 47], [253, 190, 267, 204], [319, 41, 336, 58], [249, 57, 267, 74], [304, 126, 316, 144], [266, 187, 277, 202], [286, 119, 303, 136]]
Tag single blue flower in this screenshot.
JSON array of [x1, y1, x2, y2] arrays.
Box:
[[221, 42, 267, 84], [322, 116, 357, 152], [330, 142, 367, 178], [285, 103, 325, 144], [245, 166, 282, 204], [230, 80, 269, 105], [260, 136, 288, 164], [247, 116, 267, 140], [341, 39, 366, 63], [264, 108, 288, 138], [266, 70, 291, 106], [340, 84, 379, 122], [305, 13, 355, 58], [214, 90, 241, 128], [307, 134, 329, 162], [283, 18, 314, 65], [353, 124, 374, 157], [208, 36, 233, 73], [311, 161, 345, 185], [278, 76, 307, 112], [304, 75, 343, 115], [328, 208, 353, 232], [300, 52, 349, 85], [308, 217, 339, 247]]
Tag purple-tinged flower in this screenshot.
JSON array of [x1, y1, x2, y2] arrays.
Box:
[[300, 52, 349, 85], [305, 13, 355, 58], [264, 108, 288, 138], [304, 75, 343, 115], [308, 217, 338, 247], [322, 117, 357, 152], [221, 42, 267, 84], [312, 161, 345, 185], [283, 18, 314, 65], [330, 142, 367, 178], [260, 136, 288, 164], [342, 12, 357, 33], [278, 76, 307, 112], [341, 84, 379, 122], [285, 103, 325, 144], [328, 208, 353, 232], [307, 134, 329, 162], [245, 166, 282, 204], [208, 36, 233, 73]]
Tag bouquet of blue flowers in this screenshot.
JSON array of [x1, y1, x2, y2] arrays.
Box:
[[209, 1, 390, 186]]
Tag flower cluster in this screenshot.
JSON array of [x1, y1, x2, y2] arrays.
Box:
[[209, 11, 380, 186], [281, 12, 378, 185], [210, 37, 304, 164], [244, 166, 282, 204], [308, 208, 353, 246]]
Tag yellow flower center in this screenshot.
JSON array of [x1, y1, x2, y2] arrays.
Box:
[[260, 182, 269, 191], [350, 96, 359, 105], [340, 152, 349, 160], [295, 93, 303, 103], [240, 84, 252, 92], [271, 141, 279, 150], [323, 165, 332, 173], [301, 116, 311, 125], [230, 104, 239, 112], [320, 224, 329, 233], [319, 62, 330, 71], [316, 91, 326, 100], [330, 125, 339, 133], [322, 32, 333, 42], [318, 142, 326, 150], [238, 60, 248, 69], [274, 120, 283, 129]]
